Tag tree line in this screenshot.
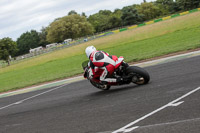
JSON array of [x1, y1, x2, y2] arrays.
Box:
[[0, 0, 200, 65]]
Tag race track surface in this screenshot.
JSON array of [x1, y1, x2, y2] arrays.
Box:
[[0, 55, 200, 133]]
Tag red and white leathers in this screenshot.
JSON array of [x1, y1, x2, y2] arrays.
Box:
[[87, 50, 123, 83]]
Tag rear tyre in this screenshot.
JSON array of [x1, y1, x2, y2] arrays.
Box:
[[125, 66, 150, 85]]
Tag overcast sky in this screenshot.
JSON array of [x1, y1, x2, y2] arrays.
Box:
[[0, 0, 154, 41]]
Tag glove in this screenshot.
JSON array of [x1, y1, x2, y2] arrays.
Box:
[[83, 68, 88, 78]]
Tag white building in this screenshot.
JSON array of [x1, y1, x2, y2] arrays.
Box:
[[29, 46, 43, 53], [46, 43, 57, 49], [63, 39, 72, 44]]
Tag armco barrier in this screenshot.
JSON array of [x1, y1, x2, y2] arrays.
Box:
[[145, 21, 154, 25], [180, 11, 189, 15], [138, 23, 146, 27], [189, 8, 198, 13], [96, 33, 104, 37], [128, 25, 138, 29], [171, 14, 180, 18], [112, 29, 120, 33], [104, 32, 114, 36], [162, 16, 171, 20], [104, 31, 112, 35], [154, 18, 162, 23], [119, 28, 128, 32]]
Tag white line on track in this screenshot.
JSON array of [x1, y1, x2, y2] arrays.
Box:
[[112, 86, 200, 133], [0, 84, 67, 110], [138, 117, 200, 129]]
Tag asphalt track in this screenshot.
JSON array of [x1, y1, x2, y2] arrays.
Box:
[[0, 55, 200, 133]]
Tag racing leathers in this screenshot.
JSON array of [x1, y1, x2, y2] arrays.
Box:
[[86, 50, 123, 83]]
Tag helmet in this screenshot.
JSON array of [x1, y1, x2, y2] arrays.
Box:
[[85, 46, 96, 58]]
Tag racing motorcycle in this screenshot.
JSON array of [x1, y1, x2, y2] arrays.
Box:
[[82, 58, 150, 90]]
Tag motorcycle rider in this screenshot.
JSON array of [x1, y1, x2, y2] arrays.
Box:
[[85, 46, 124, 84]]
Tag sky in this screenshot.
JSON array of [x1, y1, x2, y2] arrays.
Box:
[[0, 0, 154, 41]]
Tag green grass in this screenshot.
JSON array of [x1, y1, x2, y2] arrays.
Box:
[[0, 11, 200, 92]]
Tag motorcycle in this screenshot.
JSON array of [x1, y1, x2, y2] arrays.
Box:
[[82, 58, 150, 90]]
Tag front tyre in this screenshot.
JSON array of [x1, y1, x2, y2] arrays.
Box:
[[125, 66, 150, 85]]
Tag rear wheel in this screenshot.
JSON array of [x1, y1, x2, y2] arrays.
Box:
[[126, 66, 150, 85]]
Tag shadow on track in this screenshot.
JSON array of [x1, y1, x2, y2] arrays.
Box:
[[88, 84, 140, 97]]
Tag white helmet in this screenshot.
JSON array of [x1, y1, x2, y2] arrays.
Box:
[[85, 46, 96, 58]]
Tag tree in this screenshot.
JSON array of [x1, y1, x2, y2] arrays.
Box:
[[88, 10, 120, 32], [88, 10, 111, 32], [170, 1, 182, 13], [0, 37, 18, 65], [137, 2, 162, 21], [81, 12, 87, 18], [109, 16, 122, 29], [47, 14, 94, 43], [99, 10, 112, 15], [17, 30, 40, 55], [109, 9, 123, 28], [155, 0, 173, 5], [155, 0, 181, 14], [121, 6, 143, 26], [68, 10, 78, 15], [39, 27, 50, 47], [176, 0, 200, 10]]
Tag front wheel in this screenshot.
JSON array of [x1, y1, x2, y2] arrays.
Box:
[[125, 66, 150, 85], [90, 80, 111, 91]]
